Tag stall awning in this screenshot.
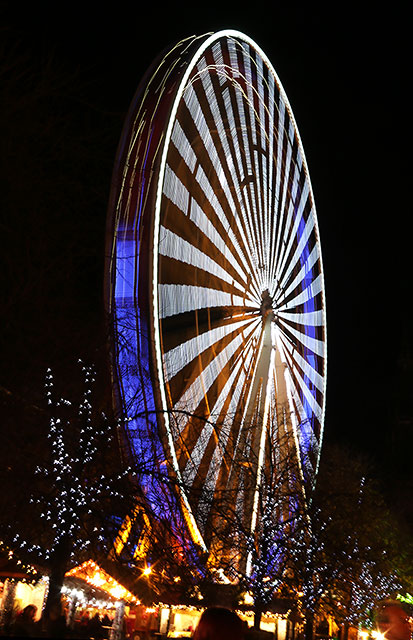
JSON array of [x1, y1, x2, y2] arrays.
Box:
[[65, 560, 139, 605]]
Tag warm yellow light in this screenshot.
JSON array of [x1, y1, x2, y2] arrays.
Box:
[[113, 512, 134, 555], [142, 566, 152, 576], [91, 572, 105, 587], [133, 510, 152, 560], [372, 631, 386, 640], [110, 585, 125, 599], [65, 560, 137, 604]]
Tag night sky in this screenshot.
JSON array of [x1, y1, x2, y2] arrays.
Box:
[[1, 4, 411, 486]]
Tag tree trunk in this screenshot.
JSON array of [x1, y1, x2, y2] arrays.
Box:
[[304, 613, 314, 640], [44, 537, 71, 618], [254, 602, 263, 630], [341, 622, 349, 640]]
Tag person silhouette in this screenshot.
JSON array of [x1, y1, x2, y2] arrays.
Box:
[[12, 605, 37, 637], [377, 603, 411, 640], [193, 607, 245, 640]]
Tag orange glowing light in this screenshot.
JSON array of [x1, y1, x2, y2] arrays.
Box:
[[65, 560, 139, 604]]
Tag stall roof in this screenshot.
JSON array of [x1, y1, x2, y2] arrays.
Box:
[[65, 560, 140, 605]]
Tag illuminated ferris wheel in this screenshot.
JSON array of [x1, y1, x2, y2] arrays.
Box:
[[106, 30, 327, 552]]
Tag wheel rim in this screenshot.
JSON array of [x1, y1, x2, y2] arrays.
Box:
[[107, 30, 327, 552]]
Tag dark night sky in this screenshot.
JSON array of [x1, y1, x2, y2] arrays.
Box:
[[1, 3, 411, 478]]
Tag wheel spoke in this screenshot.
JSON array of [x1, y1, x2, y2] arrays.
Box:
[[107, 30, 327, 550]]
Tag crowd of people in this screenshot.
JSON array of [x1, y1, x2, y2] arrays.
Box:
[[8, 603, 113, 638], [5, 602, 411, 640], [6, 605, 248, 639]]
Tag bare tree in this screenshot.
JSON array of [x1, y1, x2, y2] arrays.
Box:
[[192, 415, 308, 630], [0, 361, 147, 630], [289, 445, 405, 640]]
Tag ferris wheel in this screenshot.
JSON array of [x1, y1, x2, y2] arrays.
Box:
[[106, 30, 327, 553]]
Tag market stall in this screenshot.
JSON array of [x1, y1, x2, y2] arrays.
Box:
[[0, 539, 44, 633]]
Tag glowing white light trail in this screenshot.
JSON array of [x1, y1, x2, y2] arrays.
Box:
[[107, 29, 327, 555]]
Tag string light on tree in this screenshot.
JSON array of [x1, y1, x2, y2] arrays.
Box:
[[25, 362, 136, 563], [3, 361, 143, 618]]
